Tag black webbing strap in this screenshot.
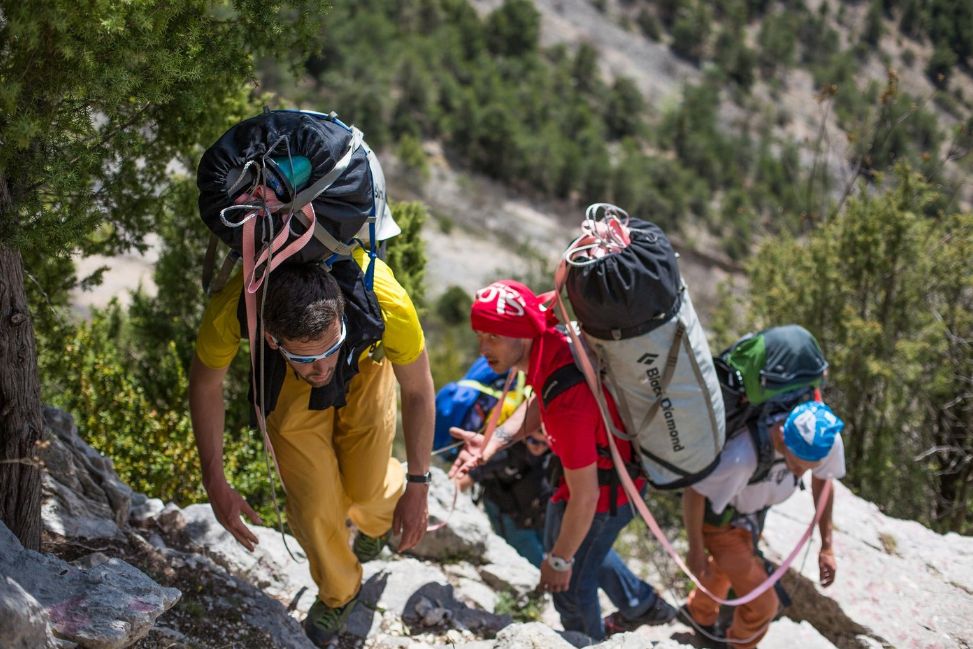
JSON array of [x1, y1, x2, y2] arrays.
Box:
[[541, 363, 586, 407], [201, 233, 220, 292]]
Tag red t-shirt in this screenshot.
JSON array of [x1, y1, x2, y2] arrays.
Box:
[[527, 327, 646, 513]]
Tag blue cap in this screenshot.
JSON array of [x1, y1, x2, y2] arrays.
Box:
[[783, 401, 844, 462]]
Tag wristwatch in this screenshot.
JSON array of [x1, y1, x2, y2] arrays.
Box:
[[546, 554, 574, 572], [406, 471, 432, 484]]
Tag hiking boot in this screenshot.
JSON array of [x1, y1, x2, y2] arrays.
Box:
[[677, 604, 724, 645], [603, 596, 678, 635], [352, 529, 390, 563], [303, 595, 357, 647]]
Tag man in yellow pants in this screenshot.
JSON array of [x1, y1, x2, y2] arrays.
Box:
[[189, 248, 434, 646]]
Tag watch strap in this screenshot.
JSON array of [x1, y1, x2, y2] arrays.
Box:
[[406, 471, 432, 484], [547, 553, 574, 572]]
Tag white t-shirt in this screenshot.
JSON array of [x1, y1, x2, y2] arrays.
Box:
[[692, 430, 846, 515]]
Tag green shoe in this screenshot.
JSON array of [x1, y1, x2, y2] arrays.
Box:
[[303, 596, 357, 647], [352, 529, 390, 563]]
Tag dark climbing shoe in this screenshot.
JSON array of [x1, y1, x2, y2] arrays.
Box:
[[303, 595, 357, 647], [352, 529, 391, 563], [677, 604, 724, 646], [603, 596, 678, 635]]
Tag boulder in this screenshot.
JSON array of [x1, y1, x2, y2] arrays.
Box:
[[149, 541, 314, 649], [128, 495, 165, 527], [479, 534, 540, 597], [0, 521, 179, 648], [763, 480, 973, 649], [352, 558, 511, 639], [0, 576, 57, 649], [172, 503, 317, 611], [490, 622, 576, 649], [409, 468, 492, 562], [40, 407, 132, 541]]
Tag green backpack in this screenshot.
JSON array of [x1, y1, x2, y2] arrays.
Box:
[[714, 324, 829, 483]]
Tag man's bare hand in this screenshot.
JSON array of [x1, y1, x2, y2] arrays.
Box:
[[539, 560, 572, 594], [819, 548, 837, 587], [393, 482, 429, 552], [447, 427, 486, 478], [207, 479, 262, 552], [686, 542, 710, 580]]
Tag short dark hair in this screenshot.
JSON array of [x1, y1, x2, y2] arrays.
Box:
[[263, 263, 344, 342]]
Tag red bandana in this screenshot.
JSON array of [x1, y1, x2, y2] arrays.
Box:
[[470, 280, 547, 339]]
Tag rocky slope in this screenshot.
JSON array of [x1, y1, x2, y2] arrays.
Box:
[[2, 407, 970, 648]]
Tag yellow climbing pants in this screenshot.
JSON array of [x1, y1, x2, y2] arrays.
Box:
[[267, 356, 405, 608]]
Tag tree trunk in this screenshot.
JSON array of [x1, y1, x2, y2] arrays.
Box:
[[0, 183, 44, 550]]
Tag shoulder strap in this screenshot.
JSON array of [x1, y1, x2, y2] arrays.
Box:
[[541, 362, 586, 406], [746, 418, 777, 485], [636, 321, 685, 431]]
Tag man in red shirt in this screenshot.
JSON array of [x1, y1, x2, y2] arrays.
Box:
[[450, 280, 676, 640]]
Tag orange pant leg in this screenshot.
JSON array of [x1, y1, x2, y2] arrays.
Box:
[[686, 553, 731, 627], [702, 524, 779, 649]]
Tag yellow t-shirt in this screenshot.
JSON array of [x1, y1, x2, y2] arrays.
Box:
[[195, 247, 424, 369]]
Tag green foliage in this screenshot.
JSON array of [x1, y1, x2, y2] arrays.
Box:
[[41, 302, 273, 512], [670, 2, 713, 64], [901, 47, 916, 68], [863, 0, 885, 47], [845, 80, 943, 181], [384, 201, 429, 312], [4, 0, 333, 529], [927, 45, 958, 89], [426, 326, 479, 399], [757, 10, 798, 77], [891, 0, 973, 68], [495, 590, 544, 622], [435, 286, 473, 326], [605, 78, 645, 140], [713, 166, 973, 532], [637, 9, 662, 40], [714, 25, 757, 90], [0, 0, 328, 255], [485, 0, 540, 57], [396, 135, 431, 184]]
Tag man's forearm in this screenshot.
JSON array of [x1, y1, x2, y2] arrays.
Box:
[[683, 487, 706, 550], [189, 355, 228, 489], [394, 351, 435, 476], [551, 464, 599, 560], [490, 395, 538, 453], [551, 492, 598, 560], [812, 477, 834, 550], [401, 386, 433, 475]]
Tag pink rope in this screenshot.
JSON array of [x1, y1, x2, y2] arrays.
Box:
[[237, 186, 319, 481]]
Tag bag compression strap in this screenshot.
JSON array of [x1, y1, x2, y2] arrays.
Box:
[[636, 320, 685, 432], [202, 234, 220, 292], [201, 233, 241, 296]]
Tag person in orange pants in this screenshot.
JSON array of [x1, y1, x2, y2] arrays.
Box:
[[682, 401, 845, 648]]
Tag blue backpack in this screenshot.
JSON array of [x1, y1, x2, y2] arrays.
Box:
[[433, 356, 519, 453]]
